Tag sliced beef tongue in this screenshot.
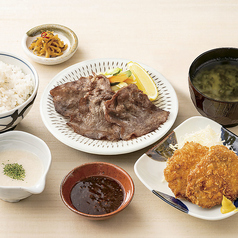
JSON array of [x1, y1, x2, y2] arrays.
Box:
[[67, 88, 121, 141], [104, 84, 170, 140], [50, 73, 170, 141], [91, 74, 113, 92], [50, 75, 93, 118], [49, 74, 111, 118]]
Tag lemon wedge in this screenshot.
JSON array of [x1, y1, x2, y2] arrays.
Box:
[[221, 195, 237, 214], [127, 61, 158, 101]]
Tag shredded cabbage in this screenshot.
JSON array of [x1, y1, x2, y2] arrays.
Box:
[[172, 125, 223, 150]]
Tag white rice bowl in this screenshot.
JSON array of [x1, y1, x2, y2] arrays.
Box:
[[0, 52, 38, 132], [0, 61, 34, 113]]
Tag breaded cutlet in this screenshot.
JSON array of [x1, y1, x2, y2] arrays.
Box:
[[186, 145, 238, 208], [164, 141, 209, 199]]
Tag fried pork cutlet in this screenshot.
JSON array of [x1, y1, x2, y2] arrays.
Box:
[[164, 142, 209, 199], [186, 145, 238, 209]]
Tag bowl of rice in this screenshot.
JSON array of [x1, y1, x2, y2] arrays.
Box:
[[0, 51, 38, 132]]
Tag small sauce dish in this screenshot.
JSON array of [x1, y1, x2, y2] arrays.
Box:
[[60, 162, 134, 220], [0, 131, 51, 202], [22, 24, 78, 65]]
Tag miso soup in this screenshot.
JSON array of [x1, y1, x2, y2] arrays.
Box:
[[192, 60, 238, 102]]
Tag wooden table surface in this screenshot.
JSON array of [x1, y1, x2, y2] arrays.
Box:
[[1, 0, 238, 237]]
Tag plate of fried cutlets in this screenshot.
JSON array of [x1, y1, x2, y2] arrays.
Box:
[[134, 116, 238, 220], [40, 58, 178, 155]]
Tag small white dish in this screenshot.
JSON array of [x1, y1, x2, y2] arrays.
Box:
[[134, 116, 238, 220], [22, 24, 78, 65], [0, 131, 51, 202], [40, 58, 178, 155]]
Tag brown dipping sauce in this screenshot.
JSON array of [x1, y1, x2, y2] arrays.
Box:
[[70, 176, 124, 215]]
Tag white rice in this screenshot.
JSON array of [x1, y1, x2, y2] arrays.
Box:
[[0, 61, 34, 113]]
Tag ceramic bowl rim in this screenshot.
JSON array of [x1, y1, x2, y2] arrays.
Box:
[[60, 162, 135, 219], [0, 51, 39, 116]]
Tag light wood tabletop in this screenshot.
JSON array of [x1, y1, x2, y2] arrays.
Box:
[[1, 0, 238, 237]]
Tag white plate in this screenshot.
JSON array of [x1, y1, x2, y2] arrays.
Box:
[[134, 116, 238, 220], [22, 24, 78, 65], [40, 58, 178, 155]]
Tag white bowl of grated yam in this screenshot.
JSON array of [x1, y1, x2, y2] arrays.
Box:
[[22, 24, 78, 65], [0, 51, 39, 132]]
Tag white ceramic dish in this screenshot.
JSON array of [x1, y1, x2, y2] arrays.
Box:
[[0, 131, 51, 202], [22, 24, 78, 65], [0, 52, 39, 132], [134, 116, 238, 220], [40, 58, 178, 155]]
